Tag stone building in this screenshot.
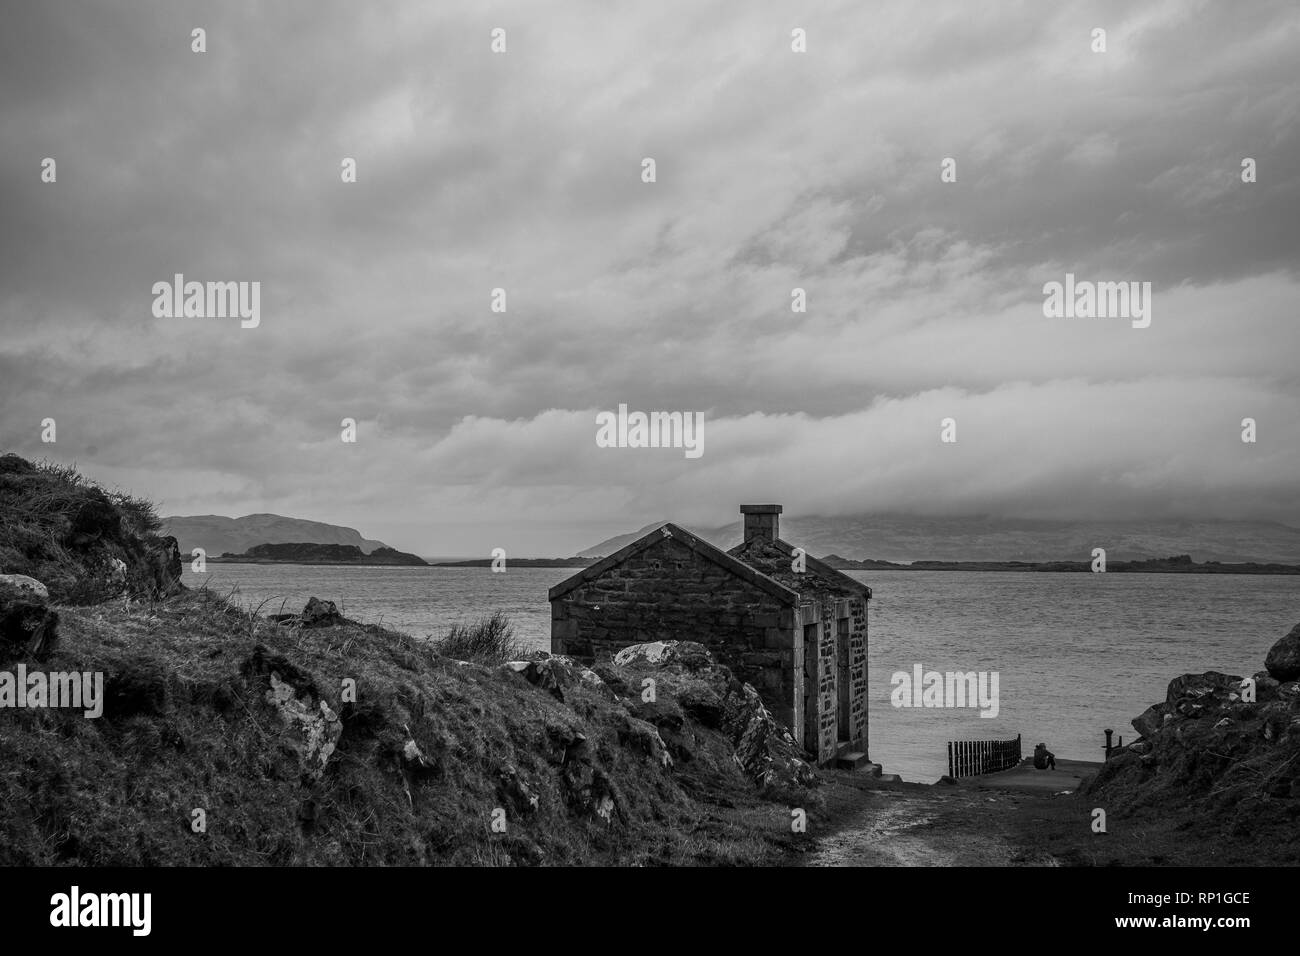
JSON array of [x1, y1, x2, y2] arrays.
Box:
[[549, 504, 872, 768]]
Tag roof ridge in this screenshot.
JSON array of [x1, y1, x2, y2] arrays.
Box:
[[548, 521, 800, 604]]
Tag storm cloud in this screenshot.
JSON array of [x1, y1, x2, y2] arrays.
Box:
[[1, 0, 1297, 554]]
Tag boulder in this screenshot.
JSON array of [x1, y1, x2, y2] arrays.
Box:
[[1165, 671, 1243, 707], [300, 596, 341, 628], [613, 640, 712, 670], [1265, 623, 1300, 681], [724, 680, 816, 791], [0, 574, 50, 603], [0, 575, 59, 663], [106, 558, 128, 594], [1163, 671, 1243, 721], [1132, 703, 1168, 738]]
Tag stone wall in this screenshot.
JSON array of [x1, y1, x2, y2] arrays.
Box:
[[817, 602, 838, 765], [847, 596, 868, 754], [551, 535, 798, 727]]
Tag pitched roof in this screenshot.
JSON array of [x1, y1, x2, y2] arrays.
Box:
[[727, 537, 873, 599], [548, 522, 801, 604]]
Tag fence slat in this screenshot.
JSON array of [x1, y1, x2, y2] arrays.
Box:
[[944, 733, 1023, 779]]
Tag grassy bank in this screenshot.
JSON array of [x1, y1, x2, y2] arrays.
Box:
[[0, 586, 827, 865]]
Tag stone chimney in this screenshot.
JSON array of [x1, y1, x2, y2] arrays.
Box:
[[739, 504, 782, 544]]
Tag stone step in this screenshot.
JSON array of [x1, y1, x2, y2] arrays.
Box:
[[835, 751, 871, 770]]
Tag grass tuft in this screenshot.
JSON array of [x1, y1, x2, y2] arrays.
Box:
[[437, 611, 526, 664]]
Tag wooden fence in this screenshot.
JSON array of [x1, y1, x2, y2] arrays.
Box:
[[947, 733, 1022, 778]]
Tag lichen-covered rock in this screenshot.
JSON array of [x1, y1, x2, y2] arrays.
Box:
[[613, 640, 711, 670], [265, 672, 342, 779], [725, 681, 816, 791], [106, 558, 128, 594], [1265, 623, 1300, 681]]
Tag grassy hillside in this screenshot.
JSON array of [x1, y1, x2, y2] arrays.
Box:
[[1, 589, 818, 865], [0, 454, 817, 866], [0, 454, 180, 604]]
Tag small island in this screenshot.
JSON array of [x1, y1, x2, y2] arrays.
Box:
[[210, 542, 429, 566]]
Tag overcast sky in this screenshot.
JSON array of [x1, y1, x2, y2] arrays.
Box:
[[1, 0, 1298, 555]]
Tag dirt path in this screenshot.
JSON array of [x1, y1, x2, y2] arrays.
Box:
[[803, 774, 1073, 867], [805, 788, 1042, 866]]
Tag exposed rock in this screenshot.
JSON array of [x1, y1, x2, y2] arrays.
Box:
[[1265, 623, 1300, 681], [143, 536, 183, 598], [1165, 671, 1243, 708], [626, 696, 685, 733], [613, 640, 712, 670], [613, 640, 818, 793], [300, 596, 341, 628], [106, 558, 128, 594], [616, 714, 674, 769], [0, 574, 50, 602], [502, 656, 609, 704], [264, 672, 342, 779], [725, 681, 816, 791], [0, 575, 59, 663], [1132, 702, 1167, 737]]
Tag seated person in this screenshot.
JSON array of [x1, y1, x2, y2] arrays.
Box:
[[1032, 742, 1057, 770]]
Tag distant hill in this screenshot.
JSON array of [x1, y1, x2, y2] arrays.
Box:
[[210, 543, 427, 566], [163, 514, 388, 559], [579, 514, 1300, 564]]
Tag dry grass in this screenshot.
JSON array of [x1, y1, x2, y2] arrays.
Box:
[[436, 611, 526, 665]]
